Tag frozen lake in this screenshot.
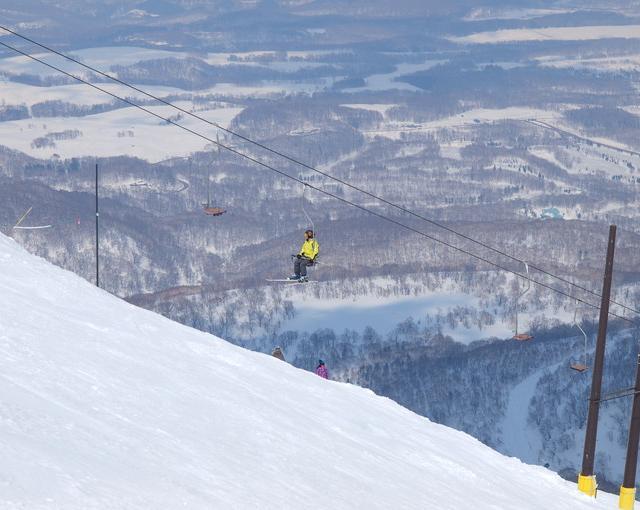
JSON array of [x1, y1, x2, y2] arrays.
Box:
[[276, 288, 514, 343], [282, 293, 467, 336]]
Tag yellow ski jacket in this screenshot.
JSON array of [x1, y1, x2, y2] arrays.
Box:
[[299, 238, 319, 260]]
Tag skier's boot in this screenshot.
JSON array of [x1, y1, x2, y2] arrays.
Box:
[[288, 274, 301, 281], [299, 276, 309, 283]]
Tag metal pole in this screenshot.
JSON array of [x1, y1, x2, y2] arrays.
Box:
[[619, 355, 640, 509], [95, 162, 99, 288], [579, 224, 617, 496]]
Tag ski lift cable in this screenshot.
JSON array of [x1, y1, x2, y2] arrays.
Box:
[[1, 26, 638, 318], [596, 388, 639, 404], [570, 304, 589, 372], [0, 39, 635, 325], [208, 133, 217, 206]]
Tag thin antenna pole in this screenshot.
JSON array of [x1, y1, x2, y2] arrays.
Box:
[[206, 166, 210, 207], [211, 134, 220, 207], [95, 162, 100, 288], [302, 184, 315, 234]]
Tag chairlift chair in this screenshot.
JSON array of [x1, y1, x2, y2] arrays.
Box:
[[570, 307, 589, 373], [513, 262, 533, 342], [203, 205, 226, 216], [570, 362, 588, 373]]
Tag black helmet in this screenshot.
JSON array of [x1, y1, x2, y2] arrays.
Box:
[[305, 229, 314, 238]]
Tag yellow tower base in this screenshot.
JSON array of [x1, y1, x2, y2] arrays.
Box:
[[578, 474, 597, 497], [619, 486, 636, 510]]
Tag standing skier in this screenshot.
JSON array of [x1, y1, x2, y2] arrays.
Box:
[[289, 229, 319, 282], [315, 360, 329, 379]]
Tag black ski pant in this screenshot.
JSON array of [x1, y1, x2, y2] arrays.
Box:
[[294, 257, 313, 277]]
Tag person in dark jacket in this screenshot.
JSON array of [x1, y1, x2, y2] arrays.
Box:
[[271, 346, 285, 361]]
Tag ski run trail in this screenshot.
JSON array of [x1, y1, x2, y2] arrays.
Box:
[[0, 234, 615, 509]]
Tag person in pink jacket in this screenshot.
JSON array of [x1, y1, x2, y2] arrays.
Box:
[[315, 360, 329, 379]]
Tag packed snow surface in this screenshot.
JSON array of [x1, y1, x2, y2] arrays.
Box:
[[0, 234, 616, 509]]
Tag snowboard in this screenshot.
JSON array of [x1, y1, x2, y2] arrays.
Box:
[[265, 278, 315, 284]]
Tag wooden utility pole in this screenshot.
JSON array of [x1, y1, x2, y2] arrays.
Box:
[[579, 225, 617, 497], [619, 355, 640, 510]]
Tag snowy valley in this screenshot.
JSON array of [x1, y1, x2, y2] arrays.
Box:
[[1, 0, 640, 504]]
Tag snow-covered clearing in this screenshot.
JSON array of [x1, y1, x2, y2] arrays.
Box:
[[0, 80, 185, 107], [0, 102, 243, 162], [451, 25, 640, 45], [0, 76, 327, 113], [364, 107, 561, 139], [0, 47, 181, 77], [463, 7, 575, 21], [0, 45, 342, 79], [536, 53, 640, 72], [529, 142, 640, 180], [528, 147, 567, 169], [197, 79, 331, 97], [0, 234, 617, 509], [439, 140, 473, 160], [339, 103, 397, 116]]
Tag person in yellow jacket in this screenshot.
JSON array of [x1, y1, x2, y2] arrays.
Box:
[[289, 229, 319, 282]]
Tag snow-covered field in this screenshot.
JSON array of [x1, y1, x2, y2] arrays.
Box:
[[0, 46, 339, 77], [0, 47, 182, 76], [0, 73, 327, 109], [529, 142, 640, 180], [0, 234, 617, 509], [0, 102, 243, 162], [0, 80, 185, 107], [339, 103, 397, 116], [451, 25, 640, 45], [536, 53, 640, 72], [0, 45, 334, 161], [463, 7, 575, 21], [364, 107, 560, 140]]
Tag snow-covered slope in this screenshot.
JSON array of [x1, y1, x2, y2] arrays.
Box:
[[0, 234, 615, 509]]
